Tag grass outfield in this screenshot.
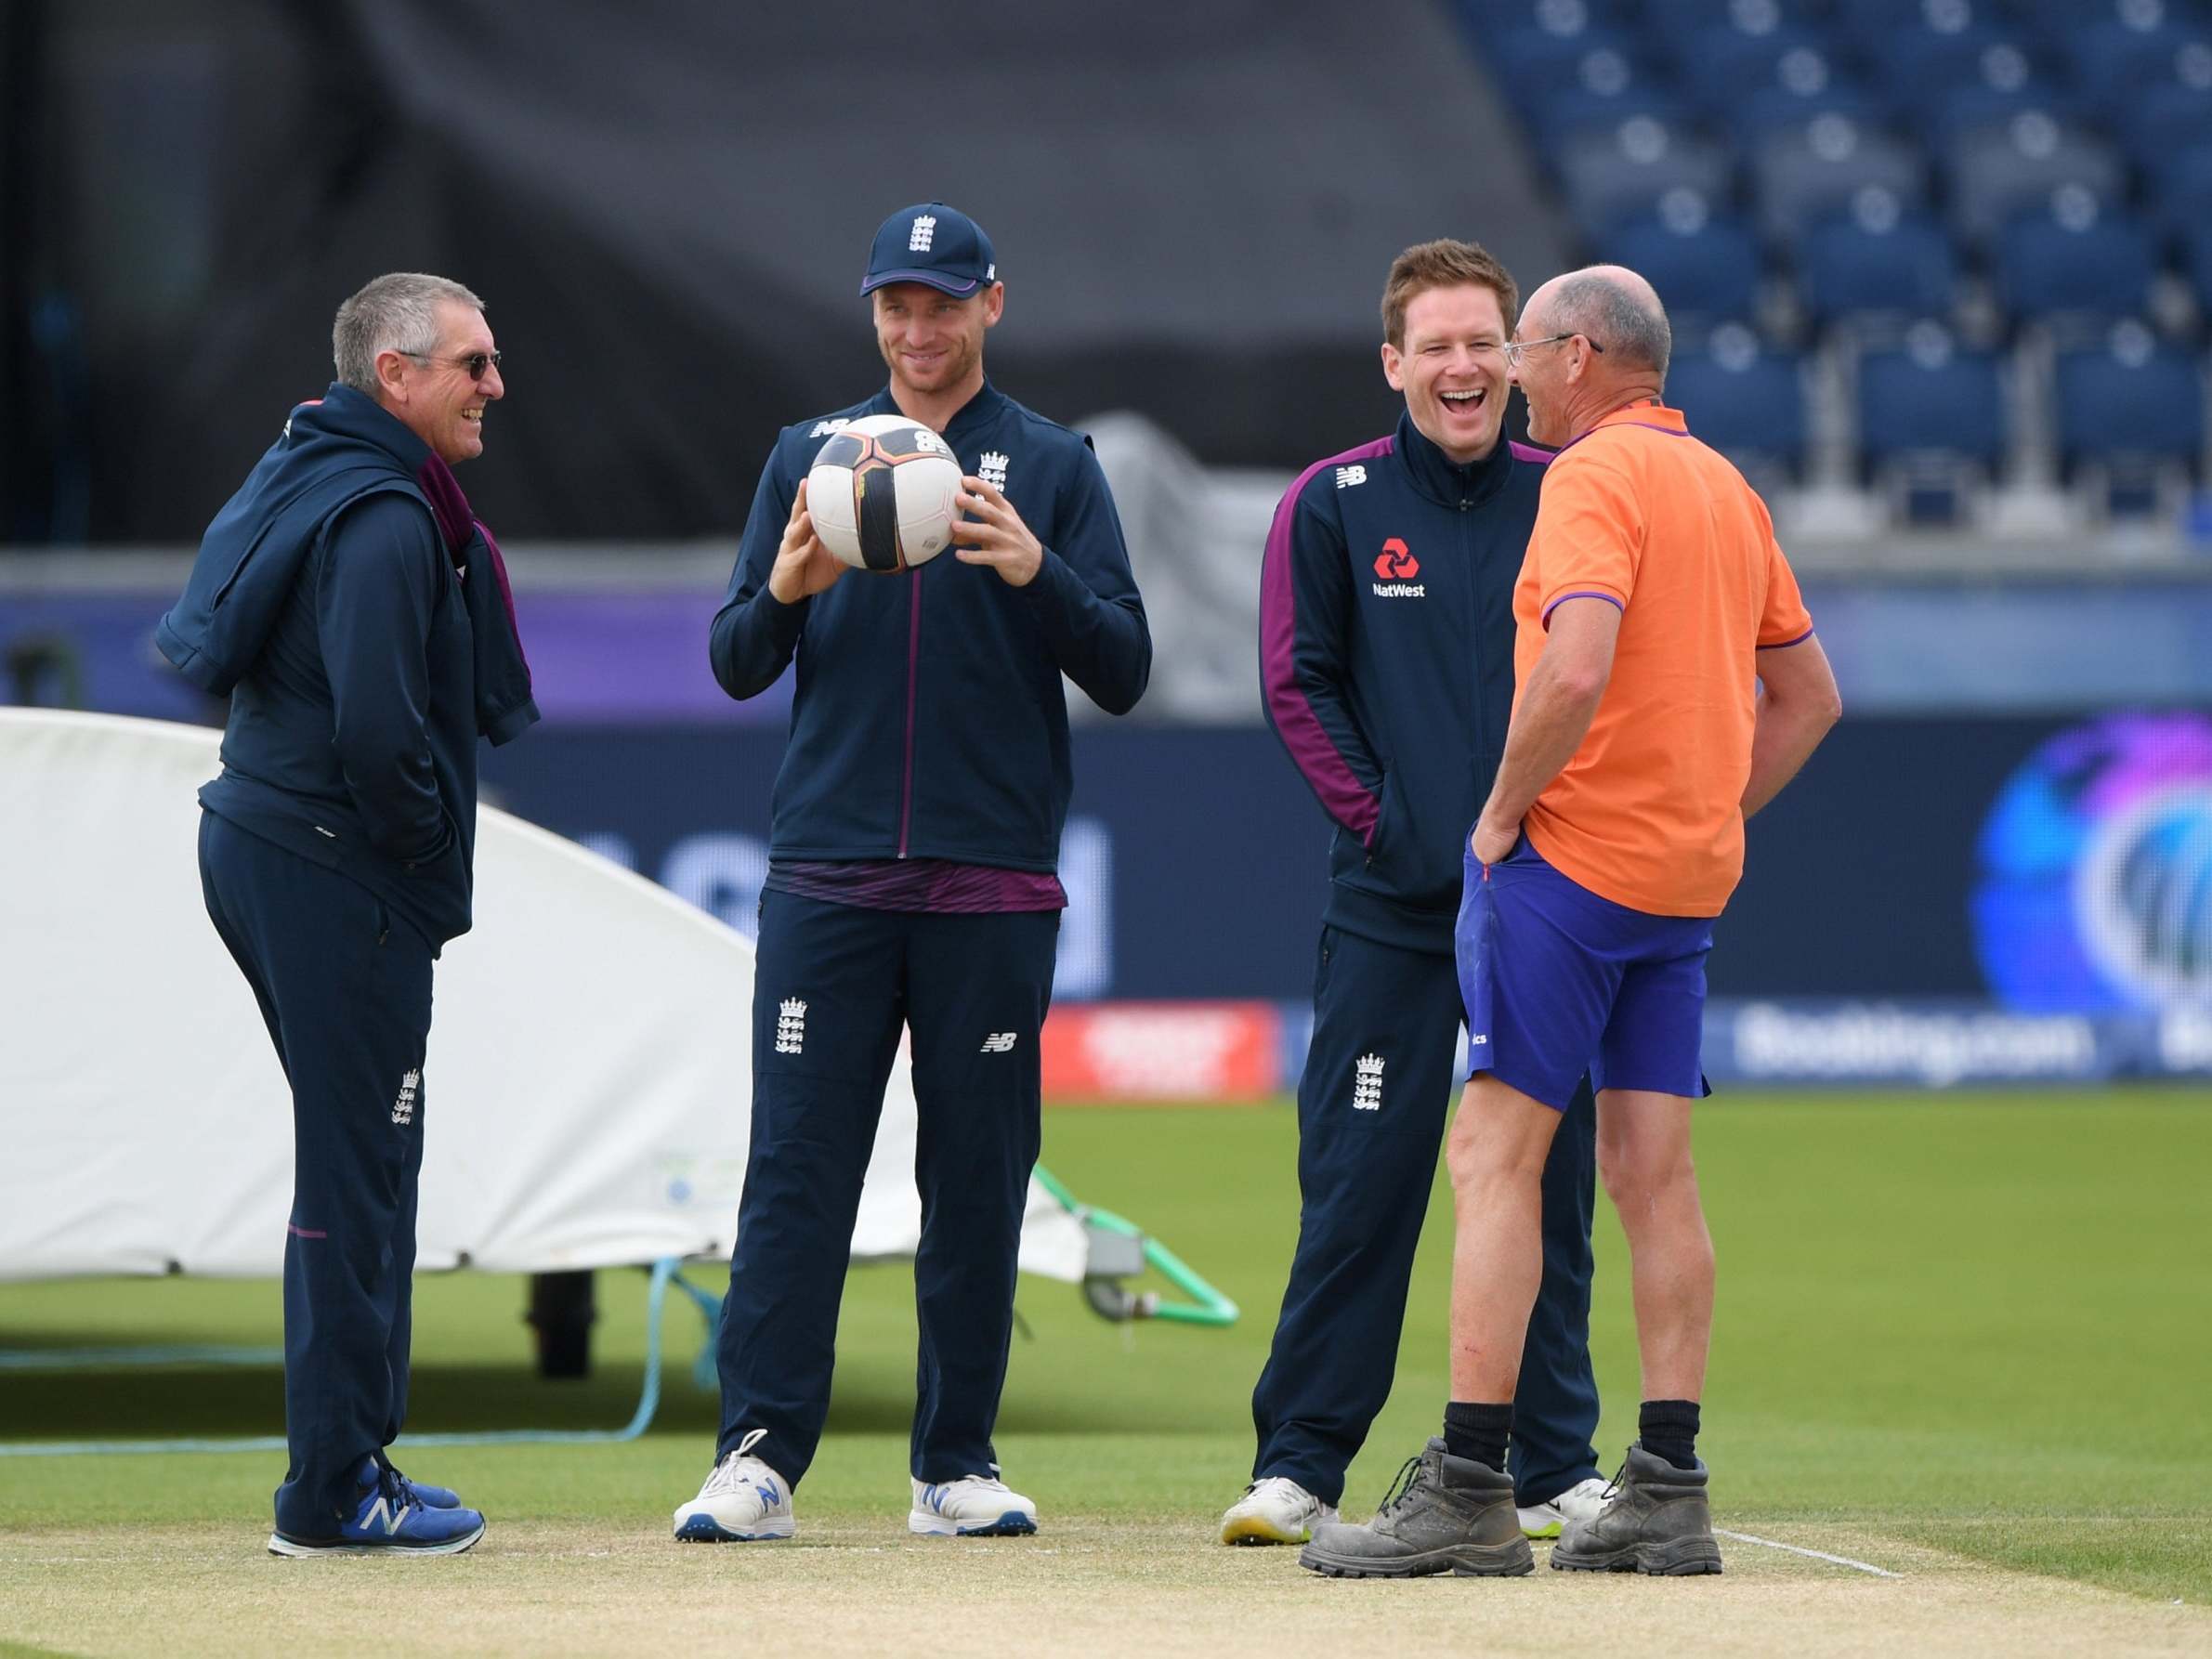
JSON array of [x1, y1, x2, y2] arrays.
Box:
[[4, 1089, 2209, 1656]]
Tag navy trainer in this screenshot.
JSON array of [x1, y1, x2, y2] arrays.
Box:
[[268, 1463, 486, 1558]]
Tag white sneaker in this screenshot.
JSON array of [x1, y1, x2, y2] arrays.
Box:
[[673, 1429, 796, 1542], [1518, 1474, 1612, 1540], [1220, 1475, 1339, 1546], [908, 1473, 1039, 1537]]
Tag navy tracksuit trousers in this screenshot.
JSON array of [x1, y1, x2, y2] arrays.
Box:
[[1251, 925, 1603, 1508], [715, 889, 1059, 1488], [197, 812, 433, 1538]]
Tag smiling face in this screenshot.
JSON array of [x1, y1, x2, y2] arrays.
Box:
[[1381, 282, 1511, 464], [872, 280, 1001, 407], [1507, 289, 1572, 450], [379, 298, 504, 465]]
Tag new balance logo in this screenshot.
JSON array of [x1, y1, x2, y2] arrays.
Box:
[[981, 1032, 1017, 1053], [361, 1496, 412, 1536], [1353, 1052, 1384, 1112], [978, 450, 1010, 490], [808, 417, 853, 438], [391, 1068, 419, 1127], [1335, 464, 1368, 489], [775, 998, 807, 1056], [910, 215, 937, 252]]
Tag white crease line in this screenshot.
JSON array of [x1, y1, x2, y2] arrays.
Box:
[[1715, 1528, 1902, 1578]]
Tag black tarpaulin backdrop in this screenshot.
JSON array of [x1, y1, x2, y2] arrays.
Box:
[[10, 0, 1568, 542]]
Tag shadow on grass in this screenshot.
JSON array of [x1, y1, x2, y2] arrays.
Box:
[[0, 1357, 1167, 1446]]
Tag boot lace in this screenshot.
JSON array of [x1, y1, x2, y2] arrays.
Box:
[[1374, 1453, 1431, 1520], [702, 1427, 772, 1496]]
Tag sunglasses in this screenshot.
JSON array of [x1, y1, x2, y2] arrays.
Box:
[[400, 347, 503, 380]]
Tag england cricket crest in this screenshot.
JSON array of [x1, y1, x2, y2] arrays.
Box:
[[775, 998, 807, 1056], [1353, 1052, 1383, 1112]]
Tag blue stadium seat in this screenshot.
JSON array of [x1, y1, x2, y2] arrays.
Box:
[[1598, 216, 1765, 327], [1536, 85, 1699, 150], [1828, 0, 2004, 35], [1798, 208, 1959, 330], [2062, 18, 2212, 104], [1944, 111, 2126, 242], [2052, 333, 2206, 475], [1666, 328, 1810, 478], [2182, 223, 2212, 312], [1862, 21, 2011, 110], [1927, 81, 2085, 150], [2149, 144, 2212, 248], [1667, 23, 1822, 98], [1753, 115, 1931, 241], [1516, 46, 1694, 147], [1991, 203, 2160, 329], [1486, 24, 1643, 102], [1459, 0, 1644, 30], [1559, 117, 1738, 239], [1849, 325, 2008, 490], [2112, 80, 2212, 175], [1729, 75, 1889, 148]]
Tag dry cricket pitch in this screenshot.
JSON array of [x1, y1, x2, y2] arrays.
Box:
[[6, 1518, 2208, 1658]]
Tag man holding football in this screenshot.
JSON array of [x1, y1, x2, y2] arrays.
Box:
[[678, 202, 1151, 1545]]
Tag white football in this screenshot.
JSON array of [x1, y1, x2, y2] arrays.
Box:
[[805, 414, 963, 572]]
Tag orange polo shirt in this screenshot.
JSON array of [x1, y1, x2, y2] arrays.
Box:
[[1514, 402, 1813, 918]]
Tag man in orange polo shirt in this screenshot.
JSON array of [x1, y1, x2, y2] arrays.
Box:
[[1301, 267, 1839, 1581]]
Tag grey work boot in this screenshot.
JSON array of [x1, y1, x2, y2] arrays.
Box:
[[1298, 1438, 1534, 1578], [1551, 1443, 1723, 1576]]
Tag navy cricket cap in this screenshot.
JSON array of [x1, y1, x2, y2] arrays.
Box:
[[860, 202, 998, 299]]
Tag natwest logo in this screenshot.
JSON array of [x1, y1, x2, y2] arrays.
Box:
[[1373, 538, 1420, 580]]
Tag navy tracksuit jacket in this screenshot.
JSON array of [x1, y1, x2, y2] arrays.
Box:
[[707, 380, 1149, 1487], [160, 386, 535, 1539], [1254, 411, 1601, 1507]]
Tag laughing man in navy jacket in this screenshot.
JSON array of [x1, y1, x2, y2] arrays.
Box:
[[163, 272, 534, 1558], [675, 203, 1149, 1547], [1225, 241, 1606, 1547]]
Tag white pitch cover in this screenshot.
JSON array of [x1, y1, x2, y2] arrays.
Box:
[[0, 709, 1087, 1285]]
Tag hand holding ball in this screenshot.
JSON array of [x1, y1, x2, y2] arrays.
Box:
[[805, 415, 963, 573]]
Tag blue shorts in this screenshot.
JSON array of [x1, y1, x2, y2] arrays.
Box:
[[1455, 835, 1714, 1112]]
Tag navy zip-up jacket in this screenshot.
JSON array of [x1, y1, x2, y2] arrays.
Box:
[[710, 381, 1150, 870], [1260, 411, 1551, 955], [161, 386, 538, 949]]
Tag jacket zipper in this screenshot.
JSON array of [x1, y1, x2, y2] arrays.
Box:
[[1461, 492, 1487, 778], [897, 565, 922, 857]]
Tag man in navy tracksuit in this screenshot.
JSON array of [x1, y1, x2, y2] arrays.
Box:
[[1224, 241, 1604, 1546], [159, 273, 535, 1557], [674, 203, 1149, 1545]]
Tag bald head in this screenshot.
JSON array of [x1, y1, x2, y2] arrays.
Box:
[[1526, 265, 1671, 384]]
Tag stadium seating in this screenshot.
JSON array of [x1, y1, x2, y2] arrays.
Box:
[[1798, 201, 1959, 331], [1454, 0, 2212, 529], [1557, 116, 1737, 239], [1598, 213, 1764, 331], [2052, 326, 2208, 515], [1991, 199, 2160, 331], [1666, 326, 1811, 480], [1857, 325, 2008, 520]]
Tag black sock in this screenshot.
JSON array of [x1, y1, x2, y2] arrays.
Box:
[[1443, 1401, 1512, 1472], [1639, 1399, 1701, 1470]]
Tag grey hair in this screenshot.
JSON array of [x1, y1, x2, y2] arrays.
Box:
[[332, 272, 485, 393], [1549, 269, 1671, 382]]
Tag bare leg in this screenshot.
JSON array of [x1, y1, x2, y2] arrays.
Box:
[[1595, 1089, 1713, 1402], [1446, 1075, 1565, 1401]]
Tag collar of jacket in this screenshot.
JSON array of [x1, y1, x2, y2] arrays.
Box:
[[1393, 409, 1517, 510], [300, 385, 483, 562], [865, 378, 1009, 445]]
